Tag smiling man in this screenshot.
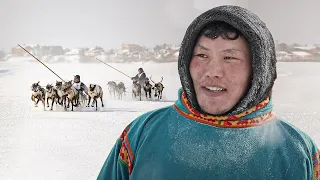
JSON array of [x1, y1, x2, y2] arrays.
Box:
[[190, 23, 252, 115], [98, 5, 320, 180]]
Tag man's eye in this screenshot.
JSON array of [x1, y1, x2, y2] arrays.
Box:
[[196, 54, 208, 58], [224, 56, 234, 60]]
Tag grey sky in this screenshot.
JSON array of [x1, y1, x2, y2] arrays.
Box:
[[1, 0, 319, 52], [249, 0, 320, 46]]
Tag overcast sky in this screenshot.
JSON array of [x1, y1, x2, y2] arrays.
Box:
[[1, 0, 319, 52]]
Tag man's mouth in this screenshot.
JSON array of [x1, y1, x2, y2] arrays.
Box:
[[203, 86, 227, 92]]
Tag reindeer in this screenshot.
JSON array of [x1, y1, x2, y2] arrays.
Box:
[[132, 79, 142, 101], [143, 77, 153, 99], [55, 80, 66, 106], [77, 84, 88, 107], [45, 84, 58, 110], [150, 76, 164, 100], [62, 80, 79, 111], [116, 82, 126, 100], [77, 91, 88, 107], [87, 84, 104, 111], [31, 81, 46, 109], [107, 81, 117, 98]]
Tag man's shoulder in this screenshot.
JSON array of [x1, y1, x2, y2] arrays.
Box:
[[276, 118, 319, 152], [130, 105, 173, 128], [121, 105, 173, 141]]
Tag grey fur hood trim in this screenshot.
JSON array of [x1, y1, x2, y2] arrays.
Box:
[[178, 5, 277, 115]]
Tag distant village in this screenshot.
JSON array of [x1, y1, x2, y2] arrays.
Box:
[[0, 44, 180, 63], [1, 42, 320, 63], [275, 42, 320, 62]]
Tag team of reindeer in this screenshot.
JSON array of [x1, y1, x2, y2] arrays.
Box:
[[30, 76, 164, 111], [31, 80, 105, 111], [108, 76, 164, 101]]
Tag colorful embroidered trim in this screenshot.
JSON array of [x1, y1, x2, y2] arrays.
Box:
[[173, 91, 275, 128], [119, 140, 133, 174], [174, 104, 275, 128], [181, 91, 270, 121], [118, 126, 134, 175], [313, 150, 320, 180], [120, 125, 130, 141]]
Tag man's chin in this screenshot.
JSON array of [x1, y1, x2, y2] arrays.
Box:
[[199, 104, 230, 116]]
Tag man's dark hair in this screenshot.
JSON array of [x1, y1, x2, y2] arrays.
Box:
[[199, 21, 244, 40]]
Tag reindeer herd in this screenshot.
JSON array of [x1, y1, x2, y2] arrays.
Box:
[[30, 76, 165, 112], [31, 80, 104, 111], [106, 81, 126, 100], [106, 76, 164, 102]]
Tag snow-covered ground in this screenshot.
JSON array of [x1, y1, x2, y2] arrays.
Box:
[[0, 58, 319, 179]]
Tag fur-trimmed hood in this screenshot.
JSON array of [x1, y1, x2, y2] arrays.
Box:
[[178, 5, 277, 115]]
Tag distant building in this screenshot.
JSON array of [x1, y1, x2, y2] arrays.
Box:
[[276, 51, 292, 61], [291, 51, 312, 60], [11, 44, 64, 57], [84, 46, 104, 57], [293, 46, 317, 55], [65, 48, 85, 56], [12, 45, 34, 56], [49, 46, 64, 56], [120, 44, 144, 53]]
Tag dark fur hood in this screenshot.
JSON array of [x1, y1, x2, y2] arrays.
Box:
[[178, 5, 277, 115]]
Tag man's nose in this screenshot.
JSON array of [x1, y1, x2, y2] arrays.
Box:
[[204, 58, 224, 78]]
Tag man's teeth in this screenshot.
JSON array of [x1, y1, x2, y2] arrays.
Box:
[[205, 86, 225, 91]]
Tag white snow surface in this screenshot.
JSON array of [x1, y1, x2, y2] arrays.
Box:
[[0, 59, 319, 179]]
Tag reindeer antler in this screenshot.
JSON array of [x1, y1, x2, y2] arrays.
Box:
[[149, 75, 156, 84], [160, 76, 163, 83]]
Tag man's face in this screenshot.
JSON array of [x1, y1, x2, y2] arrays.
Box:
[[189, 35, 252, 115], [138, 69, 142, 74], [74, 77, 79, 83]]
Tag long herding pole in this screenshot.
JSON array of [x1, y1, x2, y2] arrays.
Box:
[[18, 44, 65, 82], [95, 58, 132, 79]]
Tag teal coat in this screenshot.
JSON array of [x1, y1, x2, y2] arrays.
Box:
[[98, 88, 320, 180]]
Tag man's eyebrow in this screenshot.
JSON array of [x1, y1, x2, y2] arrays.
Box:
[[221, 48, 242, 54], [195, 44, 210, 51]]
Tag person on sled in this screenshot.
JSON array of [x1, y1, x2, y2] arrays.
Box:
[[72, 75, 88, 96], [97, 5, 320, 180], [131, 68, 147, 87]]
